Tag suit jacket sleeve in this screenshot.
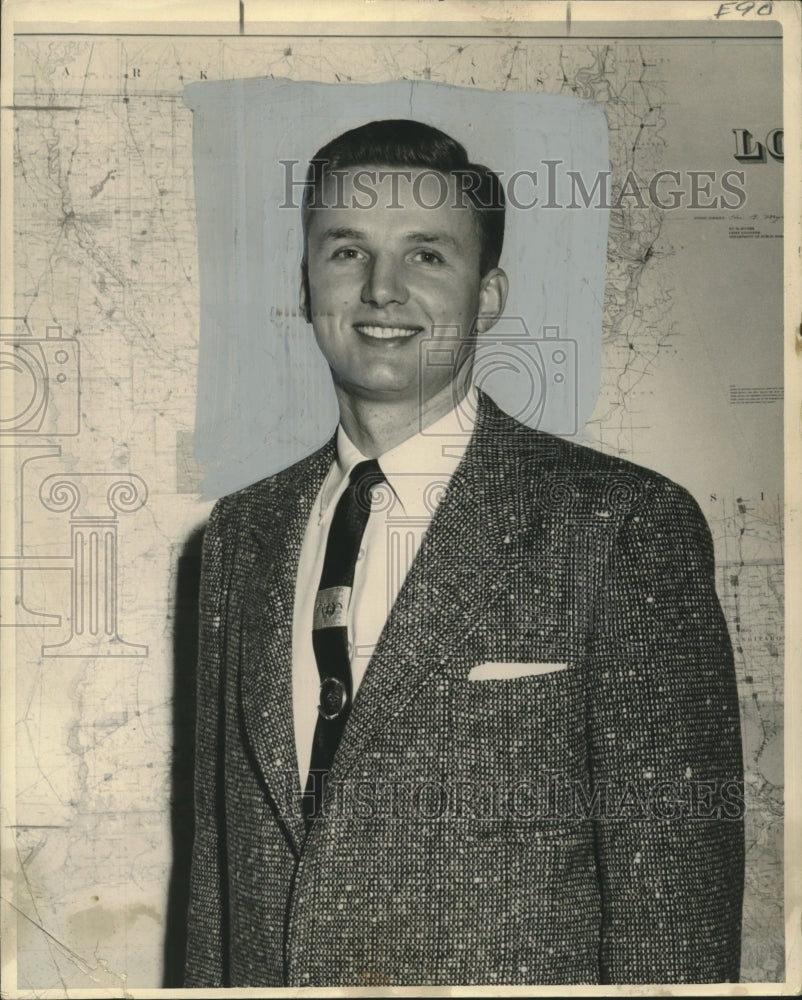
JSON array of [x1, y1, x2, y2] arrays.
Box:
[[586, 479, 744, 983], [184, 496, 231, 987]]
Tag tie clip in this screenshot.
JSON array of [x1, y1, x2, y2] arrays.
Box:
[[313, 585, 350, 630]]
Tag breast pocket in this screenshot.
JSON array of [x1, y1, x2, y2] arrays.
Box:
[[449, 665, 586, 793]]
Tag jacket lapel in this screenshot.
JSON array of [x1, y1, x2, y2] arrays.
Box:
[[327, 392, 560, 790], [238, 440, 335, 854]]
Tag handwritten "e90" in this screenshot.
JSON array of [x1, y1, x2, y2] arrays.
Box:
[[715, 1, 773, 16]]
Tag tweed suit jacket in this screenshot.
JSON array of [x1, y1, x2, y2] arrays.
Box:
[[185, 390, 744, 987]]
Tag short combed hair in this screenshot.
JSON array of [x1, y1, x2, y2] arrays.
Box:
[[301, 119, 505, 277]]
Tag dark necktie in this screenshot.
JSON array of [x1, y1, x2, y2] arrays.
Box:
[[303, 458, 385, 824]]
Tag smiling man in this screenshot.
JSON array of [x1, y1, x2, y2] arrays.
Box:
[[185, 120, 745, 987], [299, 160, 507, 451]]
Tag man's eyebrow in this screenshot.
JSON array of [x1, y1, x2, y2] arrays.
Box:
[[318, 226, 366, 242], [316, 227, 461, 248], [404, 231, 460, 249]]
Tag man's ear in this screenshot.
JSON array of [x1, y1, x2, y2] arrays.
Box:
[[299, 261, 312, 324], [475, 268, 509, 334]]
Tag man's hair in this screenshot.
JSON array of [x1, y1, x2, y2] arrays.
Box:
[[301, 119, 506, 278]]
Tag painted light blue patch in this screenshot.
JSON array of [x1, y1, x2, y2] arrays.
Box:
[[184, 78, 608, 498]]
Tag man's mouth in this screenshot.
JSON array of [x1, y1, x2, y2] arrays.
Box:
[[354, 324, 422, 340]]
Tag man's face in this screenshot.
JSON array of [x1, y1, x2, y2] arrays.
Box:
[[301, 167, 507, 409]]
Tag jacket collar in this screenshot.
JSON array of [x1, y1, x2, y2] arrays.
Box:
[[243, 388, 558, 555]]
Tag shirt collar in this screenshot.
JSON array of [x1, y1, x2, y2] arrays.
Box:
[[320, 385, 479, 520]]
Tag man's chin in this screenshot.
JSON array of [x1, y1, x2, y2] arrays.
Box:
[[333, 372, 462, 411], [333, 373, 419, 402]]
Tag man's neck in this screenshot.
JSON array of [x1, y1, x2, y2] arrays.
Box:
[[334, 380, 470, 458]]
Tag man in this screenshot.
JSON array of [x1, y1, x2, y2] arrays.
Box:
[[185, 119, 744, 987]]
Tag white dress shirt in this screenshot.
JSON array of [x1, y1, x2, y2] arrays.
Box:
[[291, 387, 479, 785]]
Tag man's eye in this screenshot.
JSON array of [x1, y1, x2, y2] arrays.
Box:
[[411, 250, 444, 265], [332, 247, 364, 260]]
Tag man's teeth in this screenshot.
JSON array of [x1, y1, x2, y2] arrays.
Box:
[[356, 325, 419, 340]]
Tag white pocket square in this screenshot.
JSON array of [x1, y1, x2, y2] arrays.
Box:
[[467, 661, 568, 681]]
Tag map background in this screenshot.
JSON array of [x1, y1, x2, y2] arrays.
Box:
[[3, 13, 786, 993]]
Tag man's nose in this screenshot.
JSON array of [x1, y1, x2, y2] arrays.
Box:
[[361, 255, 408, 307]]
